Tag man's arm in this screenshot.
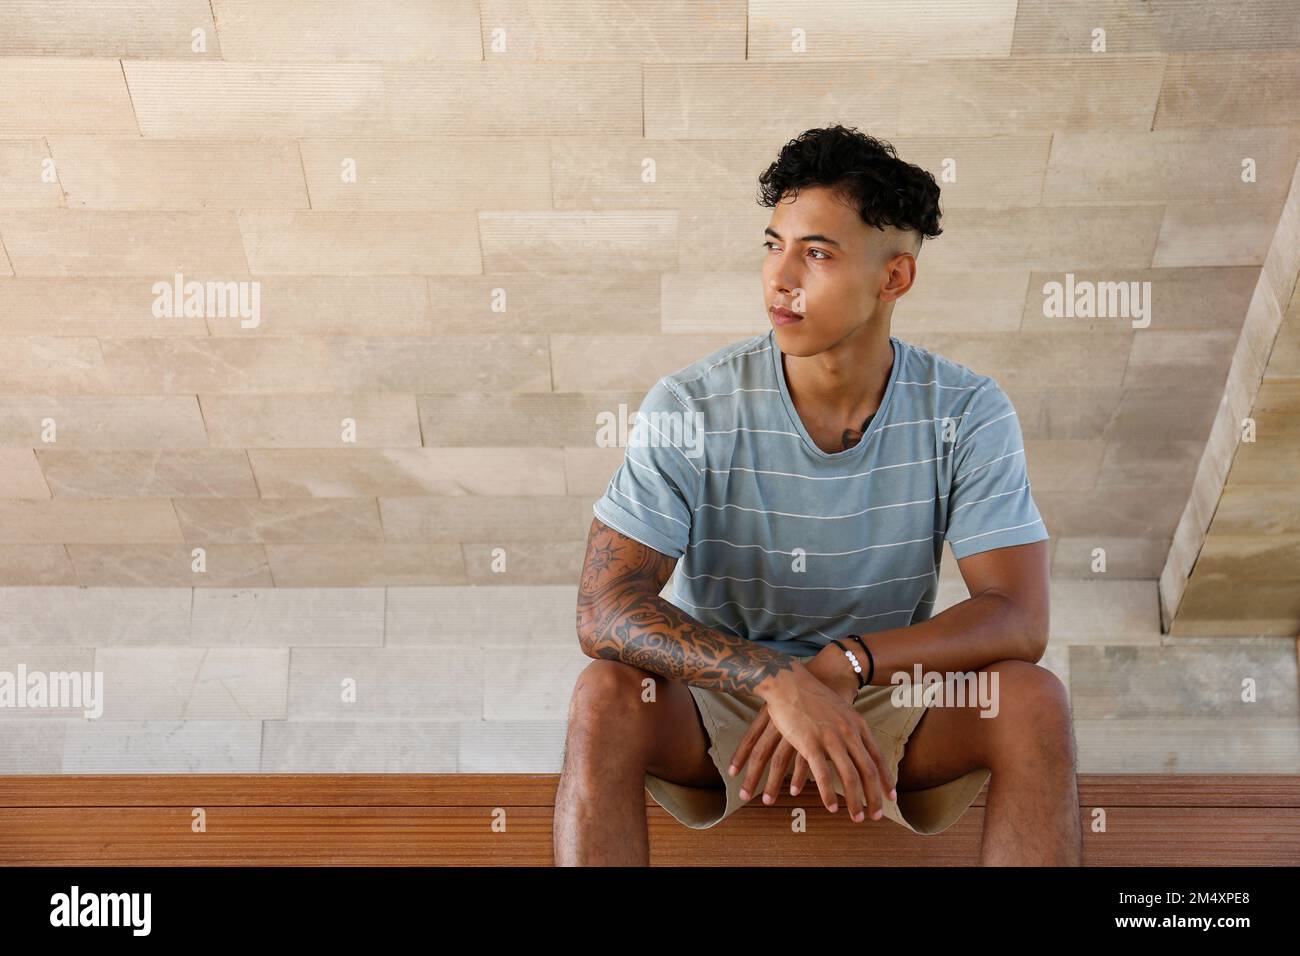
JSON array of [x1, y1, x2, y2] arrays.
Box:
[[852, 539, 1051, 684], [576, 517, 801, 696]]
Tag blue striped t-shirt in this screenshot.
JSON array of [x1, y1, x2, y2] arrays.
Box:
[[592, 330, 1050, 660]]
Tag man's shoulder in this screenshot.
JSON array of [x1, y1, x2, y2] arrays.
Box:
[[657, 332, 773, 403], [895, 337, 1003, 412]]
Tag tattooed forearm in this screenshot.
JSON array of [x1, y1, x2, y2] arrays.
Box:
[[576, 518, 796, 695]]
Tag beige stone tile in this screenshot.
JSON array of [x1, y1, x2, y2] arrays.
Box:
[[1173, 575, 1300, 636], [919, 206, 1165, 271], [262, 719, 460, 772], [1004, 385, 1122, 440], [1261, 163, 1300, 309], [1050, 536, 1171, 578], [564, 446, 628, 497], [1043, 128, 1300, 204], [201, 393, 420, 448], [212, 0, 481, 61], [426, 274, 660, 335], [1152, 201, 1283, 267], [551, 138, 783, 211], [0, 500, 183, 544], [247, 447, 566, 497], [385, 585, 579, 645], [379, 495, 593, 542], [172, 498, 384, 544], [1070, 644, 1297, 719], [0, 720, 68, 771], [300, 138, 550, 210], [0, 337, 111, 393], [1095, 440, 1203, 487], [66, 544, 273, 588], [479, 210, 676, 274], [482, 643, 591, 721], [0, 545, 77, 585], [645, 62, 900, 139], [0, 395, 207, 448], [894, 134, 1053, 208], [749, 0, 1018, 58], [1122, 329, 1238, 389], [265, 541, 467, 587], [462, 539, 586, 585], [1023, 266, 1257, 333], [98, 335, 551, 393], [0, 210, 248, 276], [36, 449, 258, 498], [1192, 534, 1300, 582], [1036, 487, 1187, 541], [1102, 387, 1220, 441], [0, 645, 96, 720], [1023, 439, 1106, 491], [0, 1, 218, 57], [206, 276, 431, 335], [1075, 717, 1299, 773], [122, 61, 388, 138], [0, 278, 209, 335], [0, 448, 49, 498], [482, 0, 744, 60], [0, 139, 62, 208], [1154, 52, 1300, 128], [383, 63, 643, 136], [1206, 483, 1300, 535], [0, 587, 191, 645], [287, 647, 481, 719], [238, 210, 480, 275], [191, 588, 384, 647], [550, 333, 762, 391], [909, 331, 1132, 389], [418, 391, 645, 447], [458, 719, 568, 772], [93, 647, 289, 720], [0, 59, 138, 135], [1047, 579, 1162, 644], [1010, 0, 1162, 55], [50, 138, 307, 210], [61, 720, 263, 772]]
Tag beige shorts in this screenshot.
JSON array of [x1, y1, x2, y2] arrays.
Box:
[[644, 672, 991, 835]]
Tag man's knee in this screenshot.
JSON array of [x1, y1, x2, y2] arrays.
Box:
[[980, 659, 1074, 759], [566, 659, 658, 741]]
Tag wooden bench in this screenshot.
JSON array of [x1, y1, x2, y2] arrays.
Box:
[[1, 774, 1295, 866]]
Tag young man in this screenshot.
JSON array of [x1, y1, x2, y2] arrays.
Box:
[[556, 125, 1080, 866]]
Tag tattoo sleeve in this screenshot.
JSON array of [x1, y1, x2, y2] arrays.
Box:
[[576, 518, 796, 695]]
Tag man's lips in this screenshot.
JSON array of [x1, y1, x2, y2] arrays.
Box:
[[771, 306, 803, 324]]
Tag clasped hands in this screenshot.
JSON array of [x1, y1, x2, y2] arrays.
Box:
[[726, 643, 898, 823]]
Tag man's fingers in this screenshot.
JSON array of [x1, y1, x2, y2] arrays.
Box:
[[826, 739, 870, 823], [761, 738, 796, 805], [804, 751, 839, 813], [727, 705, 769, 777], [789, 753, 809, 796], [846, 734, 886, 822], [738, 721, 782, 801]]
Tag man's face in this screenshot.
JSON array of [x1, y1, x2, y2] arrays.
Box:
[[761, 185, 910, 356]]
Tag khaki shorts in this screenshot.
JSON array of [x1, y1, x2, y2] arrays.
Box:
[[644, 672, 991, 835]]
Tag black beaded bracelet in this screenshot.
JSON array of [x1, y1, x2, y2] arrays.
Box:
[[846, 633, 875, 686], [827, 637, 866, 690]]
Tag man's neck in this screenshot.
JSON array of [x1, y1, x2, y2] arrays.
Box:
[[782, 323, 894, 428]]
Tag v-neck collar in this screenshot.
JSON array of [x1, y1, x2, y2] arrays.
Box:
[[770, 328, 902, 461]]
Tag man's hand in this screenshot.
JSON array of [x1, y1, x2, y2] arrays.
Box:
[[727, 649, 896, 823]]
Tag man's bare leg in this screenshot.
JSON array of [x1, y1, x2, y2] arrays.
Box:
[[895, 659, 1082, 866], [554, 659, 723, 866]]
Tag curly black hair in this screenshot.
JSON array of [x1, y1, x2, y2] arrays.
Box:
[[756, 125, 943, 248]]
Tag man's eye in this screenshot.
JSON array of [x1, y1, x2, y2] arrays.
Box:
[[809, 248, 829, 260], [762, 241, 778, 251]]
